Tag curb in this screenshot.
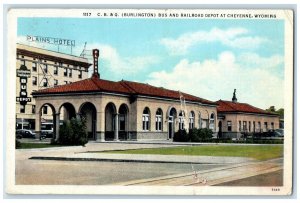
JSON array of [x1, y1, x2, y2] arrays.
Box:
[[29, 156, 226, 164]]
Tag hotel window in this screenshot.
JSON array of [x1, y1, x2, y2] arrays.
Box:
[[69, 69, 72, 77], [227, 121, 232, 132], [271, 122, 274, 131], [32, 76, 37, 86], [43, 64, 48, 73], [239, 121, 242, 131], [43, 78, 48, 87], [20, 105, 25, 113], [253, 121, 256, 132], [59, 62, 63, 67], [54, 66, 58, 75], [32, 105, 36, 114], [243, 121, 247, 132], [178, 111, 185, 130], [54, 79, 58, 86], [64, 68, 68, 76], [64, 81, 68, 84], [209, 113, 215, 130], [155, 108, 163, 131], [189, 111, 195, 129], [32, 62, 37, 72], [142, 107, 150, 131], [43, 106, 48, 114], [78, 70, 82, 79], [258, 122, 261, 132], [264, 122, 268, 132], [249, 121, 251, 132]]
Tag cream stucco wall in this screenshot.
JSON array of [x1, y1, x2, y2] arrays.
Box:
[[34, 93, 217, 140], [218, 113, 280, 133]]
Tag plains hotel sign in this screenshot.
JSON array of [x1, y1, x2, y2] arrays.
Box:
[[27, 35, 75, 47]]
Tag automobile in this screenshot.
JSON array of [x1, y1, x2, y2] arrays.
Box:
[[274, 129, 284, 137], [16, 129, 36, 139], [40, 131, 54, 139], [266, 129, 284, 138]]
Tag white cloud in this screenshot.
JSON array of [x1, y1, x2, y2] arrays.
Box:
[[160, 27, 268, 55], [94, 44, 160, 76], [17, 36, 160, 77], [146, 51, 284, 109]]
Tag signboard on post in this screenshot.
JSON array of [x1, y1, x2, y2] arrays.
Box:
[[16, 65, 31, 105]]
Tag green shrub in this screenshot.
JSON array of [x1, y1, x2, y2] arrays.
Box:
[[173, 129, 190, 142], [70, 117, 88, 146], [189, 128, 201, 142], [58, 117, 88, 146], [15, 139, 21, 149], [199, 128, 213, 141], [189, 128, 213, 142]]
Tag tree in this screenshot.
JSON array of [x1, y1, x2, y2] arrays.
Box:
[[266, 106, 276, 112], [266, 106, 284, 118], [276, 108, 284, 119]]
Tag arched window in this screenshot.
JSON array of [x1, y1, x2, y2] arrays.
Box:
[[189, 111, 195, 129], [155, 108, 163, 131], [179, 111, 185, 130], [209, 113, 215, 130], [142, 107, 150, 131]]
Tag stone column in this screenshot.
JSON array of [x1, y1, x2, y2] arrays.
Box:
[[114, 113, 119, 141], [96, 111, 105, 142], [55, 113, 60, 141], [35, 112, 41, 140]]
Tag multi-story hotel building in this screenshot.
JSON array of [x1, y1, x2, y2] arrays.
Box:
[[16, 44, 91, 130]]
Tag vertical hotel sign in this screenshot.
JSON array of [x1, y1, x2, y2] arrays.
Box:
[[16, 65, 31, 105]]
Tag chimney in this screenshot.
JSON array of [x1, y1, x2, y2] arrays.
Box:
[[232, 89, 237, 103], [92, 49, 100, 78]]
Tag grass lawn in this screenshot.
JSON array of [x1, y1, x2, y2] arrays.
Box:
[[99, 145, 283, 161], [17, 143, 63, 149]]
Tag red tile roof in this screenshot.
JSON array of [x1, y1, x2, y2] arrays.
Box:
[[217, 100, 278, 116], [33, 76, 216, 105]]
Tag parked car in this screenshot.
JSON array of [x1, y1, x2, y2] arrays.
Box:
[[16, 129, 36, 139], [40, 130, 54, 139], [274, 129, 284, 137]]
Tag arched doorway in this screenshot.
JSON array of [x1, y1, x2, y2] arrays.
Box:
[[118, 104, 129, 140], [39, 103, 56, 140], [168, 107, 177, 139], [105, 102, 117, 140], [79, 102, 97, 140], [59, 102, 76, 121]]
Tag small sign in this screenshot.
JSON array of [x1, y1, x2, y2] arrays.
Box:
[[16, 97, 32, 102], [17, 69, 31, 78], [16, 65, 31, 106]]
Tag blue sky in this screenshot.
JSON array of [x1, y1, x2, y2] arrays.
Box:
[[17, 17, 285, 109]]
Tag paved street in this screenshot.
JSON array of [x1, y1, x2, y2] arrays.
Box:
[[16, 159, 225, 185], [15, 142, 283, 186]]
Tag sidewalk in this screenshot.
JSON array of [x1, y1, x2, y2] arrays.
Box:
[[115, 158, 283, 186]]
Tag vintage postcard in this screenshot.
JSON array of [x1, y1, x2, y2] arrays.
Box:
[[5, 8, 293, 195]]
